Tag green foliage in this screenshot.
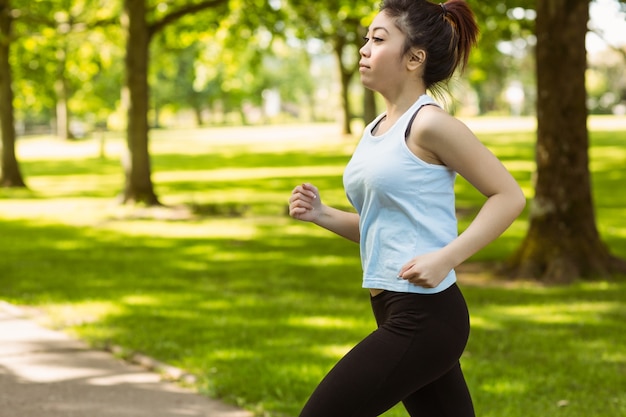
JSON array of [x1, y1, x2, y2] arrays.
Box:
[[146, 0, 322, 125], [11, 0, 123, 127], [11, 0, 57, 123], [287, 0, 378, 73], [1, 123, 625, 416], [6, 0, 624, 132], [467, 0, 537, 114]]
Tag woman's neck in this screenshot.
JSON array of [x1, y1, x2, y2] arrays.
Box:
[[382, 89, 427, 123]]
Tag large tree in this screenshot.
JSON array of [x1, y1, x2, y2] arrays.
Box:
[[122, 0, 228, 205], [0, 0, 25, 187], [507, 0, 626, 282]]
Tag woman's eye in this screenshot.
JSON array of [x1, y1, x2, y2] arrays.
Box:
[[362, 36, 383, 45]]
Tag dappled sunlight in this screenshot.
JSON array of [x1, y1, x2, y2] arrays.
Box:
[[149, 123, 348, 152], [197, 299, 232, 311], [480, 379, 529, 395], [590, 145, 626, 161], [102, 218, 259, 239], [16, 137, 125, 161], [281, 221, 334, 237], [3, 124, 626, 417], [601, 351, 626, 364], [468, 316, 503, 331], [26, 174, 121, 198], [460, 116, 536, 133], [154, 165, 344, 182], [498, 159, 535, 173], [299, 255, 358, 267], [0, 198, 117, 225], [287, 316, 363, 329], [462, 281, 626, 417], [498, 302, 619, 325], [2, 215, 626, 417], [41, 301, 121, 328], [49, 238, 92, 251], [518, 184, 534, 201], [122, 294, 162, 306], [170, 258, 213, 272], [311, 344, 352, 360], [210, 348, 257, 361], [600, 222, 626, 246], [588, 117, 626, 132]]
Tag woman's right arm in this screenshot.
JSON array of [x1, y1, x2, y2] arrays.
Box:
[[289, 183, 360, 243]]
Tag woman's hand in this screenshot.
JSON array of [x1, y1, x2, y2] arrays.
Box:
[[398, 250, 453, 288], [289, 183, 322, 222]]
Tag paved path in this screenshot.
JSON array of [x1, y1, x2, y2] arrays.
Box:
[[0, 302, 253, 417]]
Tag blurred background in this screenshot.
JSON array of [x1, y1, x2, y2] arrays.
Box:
[[2, 2, 626, 416], [5, 0, 625, 140]]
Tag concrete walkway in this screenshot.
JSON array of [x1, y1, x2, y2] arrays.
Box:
[[0, 302, 253, 417]]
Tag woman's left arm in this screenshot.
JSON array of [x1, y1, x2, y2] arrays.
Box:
[[399, 108, 526, 286]]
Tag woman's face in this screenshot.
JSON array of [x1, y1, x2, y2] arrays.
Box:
[[359, 11, 411, 93]]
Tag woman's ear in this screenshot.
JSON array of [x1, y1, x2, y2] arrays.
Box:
[[407, 49, 426, 71]]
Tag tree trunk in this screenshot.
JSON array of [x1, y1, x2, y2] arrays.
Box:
[[122, 0, 159, 205], [0, 0, 26, 188], [55, 43, 73, 141], [333, 40, 353, 135], [507, 0, 626, 282], [55, 77, 71, 140], [192, 97, 205, 126], [339, 69, 352, 135], [363, 87, 377, 125]]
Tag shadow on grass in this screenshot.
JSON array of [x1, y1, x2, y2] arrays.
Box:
[[0, 217, 365, 414], [151, 150, 352, 171], [1, 217, 625, 416], [462, 280, 626, 417], [1, 127, 625, 416]]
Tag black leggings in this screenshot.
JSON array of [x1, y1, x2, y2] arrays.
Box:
[[299, 284, 475, 417]]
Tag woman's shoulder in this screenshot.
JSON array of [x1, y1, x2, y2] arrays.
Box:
[[411, 104, 454, 138], [408, 105, 478, 160]]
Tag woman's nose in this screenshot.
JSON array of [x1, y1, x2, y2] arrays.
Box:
[[360, 43, 369, 57]]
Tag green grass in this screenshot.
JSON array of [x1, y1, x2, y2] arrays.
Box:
[[1, 121, 625, 416]]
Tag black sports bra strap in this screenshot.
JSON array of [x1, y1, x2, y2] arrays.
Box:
[[404, 103, 436, 139]]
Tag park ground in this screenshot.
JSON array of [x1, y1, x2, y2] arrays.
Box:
[[1, 116, 625, 416]]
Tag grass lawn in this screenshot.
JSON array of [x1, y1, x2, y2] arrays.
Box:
[[1, 120, 625, 416]]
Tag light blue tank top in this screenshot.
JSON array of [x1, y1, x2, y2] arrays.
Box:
[[343, 94, 458, 294]]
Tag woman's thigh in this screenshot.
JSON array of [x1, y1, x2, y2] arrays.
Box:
[[402, 362, 475, 417], [300, 287, 472, 417]]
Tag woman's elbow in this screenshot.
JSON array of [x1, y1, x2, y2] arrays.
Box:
[[511, 187, 526, 217]]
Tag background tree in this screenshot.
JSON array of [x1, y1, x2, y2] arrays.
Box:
[[49, 0, 121, 139], [469, 1, 536, 114], [7, 0, 121, 143], [507, 0, 626, 282], [287, 0, 376, 134], [0, 0, 25, 187], [69, 19, 124, 130], [51, 2, 75, 140], [150, 31, 206, 127], [11, 1, 57, 135], [191, 7, 274, 125], [188, 3, 313, 126], [121, 0, 229, 205], [587, 4, 626, 114]]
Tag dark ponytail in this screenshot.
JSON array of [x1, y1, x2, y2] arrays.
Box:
[[440, 0, 479, 72], [380, 0, 479, 90]]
